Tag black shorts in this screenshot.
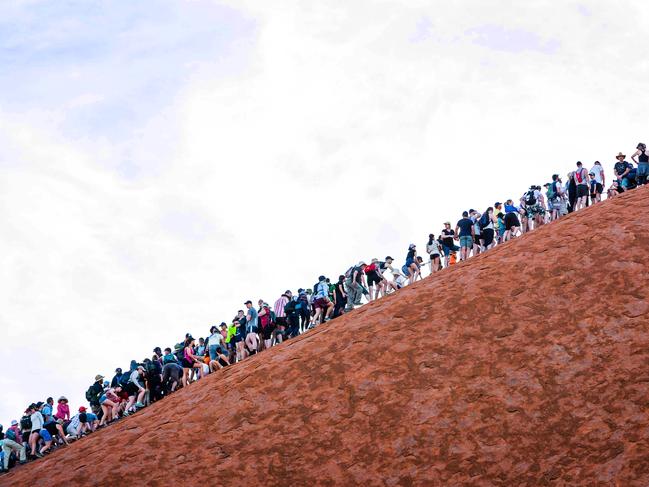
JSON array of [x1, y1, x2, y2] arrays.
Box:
[[576, 184, 588, 197], [261, 324, 274, 340], [429, 253, 440, 260], [125, 382, 140, 395], [181, 358, 193, 368], [482, 228, 495, 247], [275, 316, 287, 327], [366, 271, 383, 286], [592, 183, 603, 195], [504, 212, 520, 231]]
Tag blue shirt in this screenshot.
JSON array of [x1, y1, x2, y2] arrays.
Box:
[[456, 218, 474, 237], [505, 204, 518, 214], [246, 307, 258, 331]]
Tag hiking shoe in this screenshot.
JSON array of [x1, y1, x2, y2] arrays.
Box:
[[35, 452, 44, 458], [134, 402, 145, 408]]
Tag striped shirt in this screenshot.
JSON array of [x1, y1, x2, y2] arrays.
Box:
[[274, 295, 289, 318]]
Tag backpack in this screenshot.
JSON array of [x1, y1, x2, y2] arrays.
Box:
[[119, 372, 131, 388], [575, 168, 585, 184], [344, 266, 355, 279], [85, 385, 100, 403], [259, 305, 272, 327], [284, 299, 297, 315], [20, 415, 32, 431], [524, 190, 536, 206], [478, 213, 489, 230], [174, 344, 185, 362], [5, 428, 16, 441]]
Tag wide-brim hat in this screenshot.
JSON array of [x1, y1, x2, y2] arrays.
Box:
[[616, 152, 626, 159]]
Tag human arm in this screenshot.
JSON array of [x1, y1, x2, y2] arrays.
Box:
[[632, 150, 640, 164]]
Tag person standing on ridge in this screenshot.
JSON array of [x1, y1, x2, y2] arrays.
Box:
[[455, 211, 474, 261], [589, 161, 605, 201], [574, 161, 589, 211], [441, 222, 457, 267], [613, 152, 633, 190], [632, 143, 649, 185]]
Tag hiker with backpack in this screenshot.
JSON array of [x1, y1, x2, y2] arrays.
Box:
[[470, 210, 483, 256], [574, 162, 590, 211], [312, 276, 334, 324], [257, 300, 275, 348], [589, 161, 605, 201], [283, 291, 301, 337], [364, 260, 384, 301], [631, 143, 649, 185], [479, 207, 496, 250], [332, 275, 347, 317], [344, 262, 368, 311], [503, 200, 521, 242], [85, 375, 104, 418], [273, 292, 290, 343], [124, 366, 147, 412]]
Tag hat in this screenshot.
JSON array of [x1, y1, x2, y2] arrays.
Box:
[[35, 401, 44, 408], [616, 152, 626, 159], [115, 367, 122, 374], [284, 289, 291, 294], [408, 243, 416, 250], [95, 374, 104, 381], [58, 396, 68, 402], [391, 269, 400, 275], [244, 300, 252, 305], [78, 406, 87, 412], [494, 202, 502, 206], [444, 221, 451, 225], [385, 256, 393, 260], [318, 275, 326, 281], [543, 183, 550, 187], [358, 261, 367, 266], [11, 420, 18, 426]]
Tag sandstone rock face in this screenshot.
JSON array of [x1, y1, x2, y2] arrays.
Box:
[[6, 189, 649, 486]]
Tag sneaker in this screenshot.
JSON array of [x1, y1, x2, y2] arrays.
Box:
[[134, 402, 145, 408], [35, 451, 44, 458]]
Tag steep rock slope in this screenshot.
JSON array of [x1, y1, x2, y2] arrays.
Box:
[[5, 188, 649, 487]]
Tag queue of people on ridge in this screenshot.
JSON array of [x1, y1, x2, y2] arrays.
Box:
[[2, 144, 648, 474]]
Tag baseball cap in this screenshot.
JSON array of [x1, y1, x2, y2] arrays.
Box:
[[11, 420, 18, 426], [115, 367, 122, 374], [494, 202, 502, 206], [318, 275, 326, 281], [385, 256, 393, 260], [244, 300, 252, 305], [79, 406, 87, 412]]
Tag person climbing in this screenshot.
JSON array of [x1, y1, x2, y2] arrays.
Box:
[[344, 262, 367, 311], [479, 207, 496, 250], [404, 244, 420, 284], [589, 161, 605, 201], [503, 200, 521, 242], [574, 162, 589, 211], [426, 235, 442, 273], [631, 143, 649, 185], [441, 222, 458, 267], [312, 276, 334, 323]]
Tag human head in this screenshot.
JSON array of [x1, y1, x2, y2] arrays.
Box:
[[164, 347, 171, 354], [95, 374, 104, 383], [462, 211, 468, 218], [338, 274, 345, 283], [408, 243, 416, 250], [318, 275, 326, 282], [385, 256, 393, 263], [244, 300, 252, 308], [494, 202, 502, 208], [444, 221, 451, 227], [153, 347, 162, 355], [552, 174, 559, 181], [219, 323, 227, 330], [79, 406, 87, 413], [576, 161, 582, 167], [58, 396, 68, 403], [637, 143, 646, 151], [616, 152, 626, 160], [594, 161, 601, 166], [47, 397, 53, 405], [199, 337, 204, 344], [210, 325, 218, 334]]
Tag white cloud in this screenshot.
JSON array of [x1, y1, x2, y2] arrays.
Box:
[[2, 0, 649, 423]]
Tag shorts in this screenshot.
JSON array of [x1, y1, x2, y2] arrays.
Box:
[[429, 253, 440, 260], [473, 235, 481, 246], [593, 183, 603, 194], [504, 212, 520, 231], [459, 236, 473, 248], [526, 204, 544, 218], [275, 316, 287, 327], [482, 228, 494, 247], [125, 382, 140, 395], [261, 324, 274, 340], [181, 358, 193, 368], [576, 184, 588, 198], [231, 334, 243, 344], [549, 198, 561, 211], [39, 428, 52, 442], [366, 271, 383, 286], [314, 297, 330, 309]]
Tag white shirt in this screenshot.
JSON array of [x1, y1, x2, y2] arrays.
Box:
[[30, 411, 44, 431], [590, 164, 604, 184]]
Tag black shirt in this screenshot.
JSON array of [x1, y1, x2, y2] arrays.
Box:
[[442, 229, 455, 248], [614, 161, 630, 177], [456, 218, 474, 237]]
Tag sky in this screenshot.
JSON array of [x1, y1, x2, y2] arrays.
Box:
[[1, 0, 648, 425]]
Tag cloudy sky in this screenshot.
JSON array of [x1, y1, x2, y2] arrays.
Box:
[[1, 0, 648, 424]]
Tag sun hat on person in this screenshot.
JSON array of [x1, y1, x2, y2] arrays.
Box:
[[11, 420, 18, 426], [95, 374, 104, 381], [616, 152, 626, 159]]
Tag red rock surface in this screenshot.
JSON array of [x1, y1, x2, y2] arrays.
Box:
[[5, 188, 649, 487]]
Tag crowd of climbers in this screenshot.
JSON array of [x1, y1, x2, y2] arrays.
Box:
[[2, 145, 648, 473]]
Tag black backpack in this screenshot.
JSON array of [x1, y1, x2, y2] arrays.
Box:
[[284, 299, 297, 315], [524, 191, 536, 206], [119, 373, 131, 388], [20, 415, 32, 431], [478, 213, 489, 230], [85, 385, 100, 403]]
